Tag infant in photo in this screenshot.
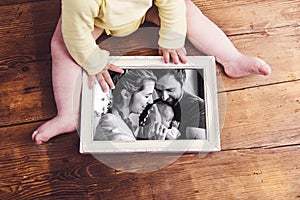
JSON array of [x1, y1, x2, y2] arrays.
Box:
[[156, 101, 181, 140]]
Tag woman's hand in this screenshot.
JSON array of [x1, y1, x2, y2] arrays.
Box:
[[159, 46, 187, 64], [145, 104, 168, 140], [88, 63, 124, 92]]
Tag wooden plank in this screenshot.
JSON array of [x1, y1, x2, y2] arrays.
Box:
[[0, 122, 299, 199], [0, 0, 43, 7], [0, 0, 60, 62], [0, 60, 56, 127], [220, 80, 300, 149], [195, 0, 300, 35]]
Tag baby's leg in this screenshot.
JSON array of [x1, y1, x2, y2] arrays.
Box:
[[185, 0, 271, 77], [32, 17, 104, 145]]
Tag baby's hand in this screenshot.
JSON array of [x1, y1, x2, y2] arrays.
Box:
[[152, 122, 167, 140], [159, 46, 187, 64], [171, 120, 180, 128], [88, 63, 124, 92]]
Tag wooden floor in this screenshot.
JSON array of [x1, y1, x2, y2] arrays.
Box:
[[1, 0, 299, 199]]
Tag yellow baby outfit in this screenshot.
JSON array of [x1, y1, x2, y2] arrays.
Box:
[[62, 0, 187, 75]]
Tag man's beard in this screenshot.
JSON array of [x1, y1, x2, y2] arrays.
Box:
[[165, 97, 179, 106]]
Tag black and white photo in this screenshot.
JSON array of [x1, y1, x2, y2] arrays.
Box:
[[80, 56, 220, 153]]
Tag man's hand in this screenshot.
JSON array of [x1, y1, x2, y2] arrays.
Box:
[[88, 63, 124, 92], [159, 46, 187, 64]]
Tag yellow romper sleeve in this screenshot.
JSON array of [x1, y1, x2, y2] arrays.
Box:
[[61, 0, 108, 75], [154, 0, 187, 49]]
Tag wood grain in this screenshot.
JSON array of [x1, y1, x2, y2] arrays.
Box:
[[0, 0, 299, 199], [0, 122, 299, 199], [0, 0, 60, 62], [0, 60, 56, 127], [220, 80, 300, 149], [196, 0, 300, 35], [0, 0, 44, 7]]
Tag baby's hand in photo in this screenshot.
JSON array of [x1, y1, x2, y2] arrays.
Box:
[[159, 46, 187, 64], [171, 120, 180, 128], [88, 63, 124, 92], [152, 122, 167, 140]]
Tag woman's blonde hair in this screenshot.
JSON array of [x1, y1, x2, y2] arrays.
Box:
[[112, 69, 157, 105]]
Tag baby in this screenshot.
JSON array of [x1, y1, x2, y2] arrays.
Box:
[[156, 102, 181, 140], [32, 0, 271, 144]]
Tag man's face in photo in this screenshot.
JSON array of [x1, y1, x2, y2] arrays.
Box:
[[155, 73, 183, 105]]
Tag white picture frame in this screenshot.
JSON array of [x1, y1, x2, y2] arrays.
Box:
[[80, 56, 220, 153]]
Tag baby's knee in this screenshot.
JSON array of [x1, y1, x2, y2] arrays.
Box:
[[50, 34, 67, 58], [51, 33, 63, 49]]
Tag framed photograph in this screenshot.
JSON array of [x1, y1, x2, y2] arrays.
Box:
[[80, 56, 220, 153]]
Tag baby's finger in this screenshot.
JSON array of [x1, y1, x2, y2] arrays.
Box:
[[178, 54, 187, 64], [96, 73, 108, 92], [158, 48, 163, 56], [155, 124, 162, 139], [176, 47, 187, 64], [162, 50, 170, 63], [107, 63, 124, 74], [88, 75, 95, 90], [102, 70, 115, 89], [158, 125, 167, 140], [170, 50, 179, 64]]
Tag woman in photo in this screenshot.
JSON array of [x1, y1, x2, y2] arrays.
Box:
[[94, 69, 168, 141]]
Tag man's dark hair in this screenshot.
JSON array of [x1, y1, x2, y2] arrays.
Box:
[[152, 69, 186, 86]]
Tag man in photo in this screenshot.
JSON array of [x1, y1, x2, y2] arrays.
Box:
[[152, 69, 206, 139]]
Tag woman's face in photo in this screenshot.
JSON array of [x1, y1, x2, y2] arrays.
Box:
[[130, 80, 155, 114]]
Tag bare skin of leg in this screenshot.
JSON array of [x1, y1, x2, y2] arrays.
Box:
[[32, 17, 104, 145], [146, 0, 271, 77]]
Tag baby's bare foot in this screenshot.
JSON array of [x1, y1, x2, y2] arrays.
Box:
[[222, 54, 271, 78], [32, 115, 77, 145]]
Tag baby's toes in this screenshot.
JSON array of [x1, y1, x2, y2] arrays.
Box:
[[257, 59, 271, 76], [33, 131, 49, 145], [32, 130, 39, 141]]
